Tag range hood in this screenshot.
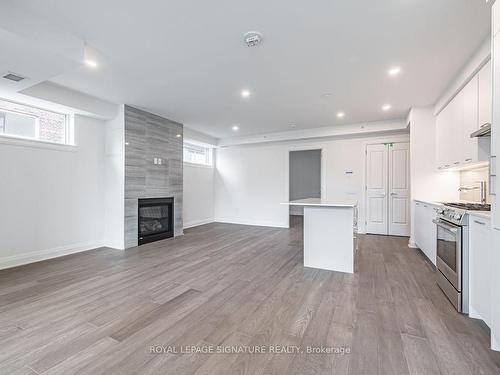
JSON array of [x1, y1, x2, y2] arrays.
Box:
[[470, 123, 491, 138]]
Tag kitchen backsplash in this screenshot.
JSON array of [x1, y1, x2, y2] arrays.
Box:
[[459, 166, 490, 203]]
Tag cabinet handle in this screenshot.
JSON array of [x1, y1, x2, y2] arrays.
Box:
[[445, 164, 450, 168], [474, 220, 486, 225], [491, 156, 497, 196], [465, 158, 472, 162], [454, 161, 460, 165]]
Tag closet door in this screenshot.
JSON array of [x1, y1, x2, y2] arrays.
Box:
[[365, 144, 389, 235], [388, 142, 410, 236]]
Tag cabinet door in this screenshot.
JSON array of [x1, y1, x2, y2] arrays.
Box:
[[448, 92, 464, 167], [469, 218, 491, 326], [424, 205, 437, 265], [462, 76, 479, 164], [436, 94, 463, 169], [414, 202, 424, 248], [491, 228, 500, 351], [493, 34, 500, 230], [478, 60, 492, 128]]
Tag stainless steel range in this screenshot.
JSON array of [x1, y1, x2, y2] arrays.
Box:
[[433, 202, 490, 313]]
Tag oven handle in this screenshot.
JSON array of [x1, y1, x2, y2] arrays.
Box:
[[432, 219, 459, 233]]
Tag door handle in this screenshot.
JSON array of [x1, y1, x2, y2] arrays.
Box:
[[390, 192, 397, 196]]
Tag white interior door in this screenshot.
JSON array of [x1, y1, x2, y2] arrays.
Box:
[[365, 144, 388, 234], [388, 142, 410, 236]]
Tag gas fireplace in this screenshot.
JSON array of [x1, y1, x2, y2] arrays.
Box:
[[138, 197, 174, 245]]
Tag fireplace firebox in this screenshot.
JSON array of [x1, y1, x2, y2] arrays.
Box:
[[138, 197, 174, 245]]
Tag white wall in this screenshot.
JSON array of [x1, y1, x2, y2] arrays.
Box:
[[104, 106, 125, 249], [409, 107, 460, 202], [183, 163, 215, 228], [0, 115, 106, 269], [289, 149, 321, 216], [408, 106, 460, 246], [214, 133, 410, 232], [215, 145, 288, 227]]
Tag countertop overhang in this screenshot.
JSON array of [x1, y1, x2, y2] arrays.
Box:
[[281, 198, 358, 207]]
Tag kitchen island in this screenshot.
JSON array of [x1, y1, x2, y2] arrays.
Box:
[[282, 198, 358, 273]]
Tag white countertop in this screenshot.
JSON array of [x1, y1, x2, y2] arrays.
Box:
[[413, 199, 444, 207], [282, 198, 358, 207], [413, 199, 491, 220], [468, 211, 491, 220]]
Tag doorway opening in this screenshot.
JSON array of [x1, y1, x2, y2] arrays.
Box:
[[365, 142, 410, 236], [289, 149, 322, 217]]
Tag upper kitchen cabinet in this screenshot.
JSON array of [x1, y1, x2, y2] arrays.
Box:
[[436, 62, 491, 170], [436, 90, 463, 169], [436, 99, 453, 169], [462, 75, 480, 164]]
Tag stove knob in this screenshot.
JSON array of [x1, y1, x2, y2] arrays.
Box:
[[454, 213, 462, 220]]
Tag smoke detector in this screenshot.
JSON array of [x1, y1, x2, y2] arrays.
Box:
[[2, 72, 26, 82], [243, 31, 263, 47]]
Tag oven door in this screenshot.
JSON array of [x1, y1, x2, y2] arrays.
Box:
[[433, 219, 462, 291]]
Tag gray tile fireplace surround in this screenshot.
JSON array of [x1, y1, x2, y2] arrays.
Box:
[[124, 105, 183, 248]]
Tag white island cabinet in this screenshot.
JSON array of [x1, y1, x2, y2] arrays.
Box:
[[282, 198, 357, 274]]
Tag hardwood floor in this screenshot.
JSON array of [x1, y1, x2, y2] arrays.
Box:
[[1, 217, 499, 375]]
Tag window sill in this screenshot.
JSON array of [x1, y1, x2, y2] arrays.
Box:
[[0, 134, 77, 152], [183, 161, 214, 169]]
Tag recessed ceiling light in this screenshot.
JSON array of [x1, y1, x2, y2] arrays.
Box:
[[382, 104, 392, 111], [388, 66, 401, 77], [232, 125, 239, 131], [336, 112, 346, 118], [84, 59, 98, 68], [84, 44, 99, 69], [240, 90, 251, 98], [176, 134, 181, 138], [320, 92, 333, 99]]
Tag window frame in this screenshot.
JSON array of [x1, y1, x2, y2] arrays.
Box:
[[0, 98, 72, 146], [183, 141, 214, 168]]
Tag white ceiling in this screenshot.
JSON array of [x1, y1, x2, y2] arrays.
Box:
[[5, 0, 491, 138]]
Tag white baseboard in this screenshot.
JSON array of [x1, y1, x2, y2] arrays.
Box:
[[0, 240, 105, 270], [408, 237, 418, 248], [468, 305, 485, 322], [214, 218, 288, 228], [492, 332, 500, 352], [183, 218, 215, 229]]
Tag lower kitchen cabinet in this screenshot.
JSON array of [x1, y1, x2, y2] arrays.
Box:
[[490, 227, 500, 351], [414, 201, 437, 265], [469, 215, 492, 326]]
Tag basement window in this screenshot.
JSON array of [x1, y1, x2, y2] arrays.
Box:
[[183, 142, 213, 166], [0, 99, 70, 145]]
